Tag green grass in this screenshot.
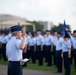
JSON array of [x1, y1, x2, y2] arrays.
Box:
[[0, 59, 8, 65], [0, 58, 76, 75], [27, 59, 57, 72]]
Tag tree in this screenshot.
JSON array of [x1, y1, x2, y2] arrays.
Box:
[[27, 21, 44, 31], [23, 21, 43, 32], [51, 23, 71, 32], [26, 25, 33, 32]]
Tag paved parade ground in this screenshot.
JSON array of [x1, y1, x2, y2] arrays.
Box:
[[0, 65, 62, 75]]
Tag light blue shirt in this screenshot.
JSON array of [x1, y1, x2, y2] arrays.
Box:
[[56, 37, 63, 51], [29, 37, 36, 46], [53, 36, 58, 46], [45, 35, 53, 46], [62, 39, 71, 52], [71, 36, 76, 49], [27, 35, 31, 44], [43, 37, 47, 45], [7, 33, 12, 40], [1, 35, 9, 44], [36, 34, 43, 46], [6, 36, 23, 61]]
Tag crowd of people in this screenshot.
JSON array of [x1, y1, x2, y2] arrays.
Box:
[[0, 26, 76, 75]]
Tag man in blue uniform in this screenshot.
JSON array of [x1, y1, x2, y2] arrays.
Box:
[[56, 32, 63, 73], [6, 25, 26, 75], [2, 31, 8, 61], [52, 31, 58, 65], [26, 31, 31, 59], [36, 30, 43, 66], [62, 34, 71, 75], [45, 30, 53, 66], [71, 30, 76, 72], [43, 32, 47, 60], [29, 32, 36, 64]]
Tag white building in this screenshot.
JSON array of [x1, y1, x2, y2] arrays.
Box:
[[0, 14, 35, 31], [38, 21, 54, 31]]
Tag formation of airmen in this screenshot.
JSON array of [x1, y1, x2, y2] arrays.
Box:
[[0, 25, 76, 75]]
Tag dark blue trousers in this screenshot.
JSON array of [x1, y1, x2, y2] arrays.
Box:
[[23, 52, 27, 67], [45, 46, 52, 66], [70, 50, 73, 65], [2, 43, 7, 61], [53, 46, 56, 65], [73, 49, 76, 72], [43, 45, 46, 58], [30, 46, 36, 64], [63, 52, 71, 75], [27, 49, 30, 59], [36, 46, 43, 66], [56, 50, 62, 73], [0, 48, 2, 60], [8, 61, 22, 75]]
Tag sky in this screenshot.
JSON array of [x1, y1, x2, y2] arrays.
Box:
[[0, 0, 76, 31]]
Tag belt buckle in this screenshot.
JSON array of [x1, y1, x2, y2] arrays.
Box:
[[20, 60, 22, 65]]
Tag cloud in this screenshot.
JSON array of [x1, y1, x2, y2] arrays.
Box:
[[0, 0, 76, 30]]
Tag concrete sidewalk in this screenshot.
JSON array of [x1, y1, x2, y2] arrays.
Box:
[[0, 65, 63, 75]]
